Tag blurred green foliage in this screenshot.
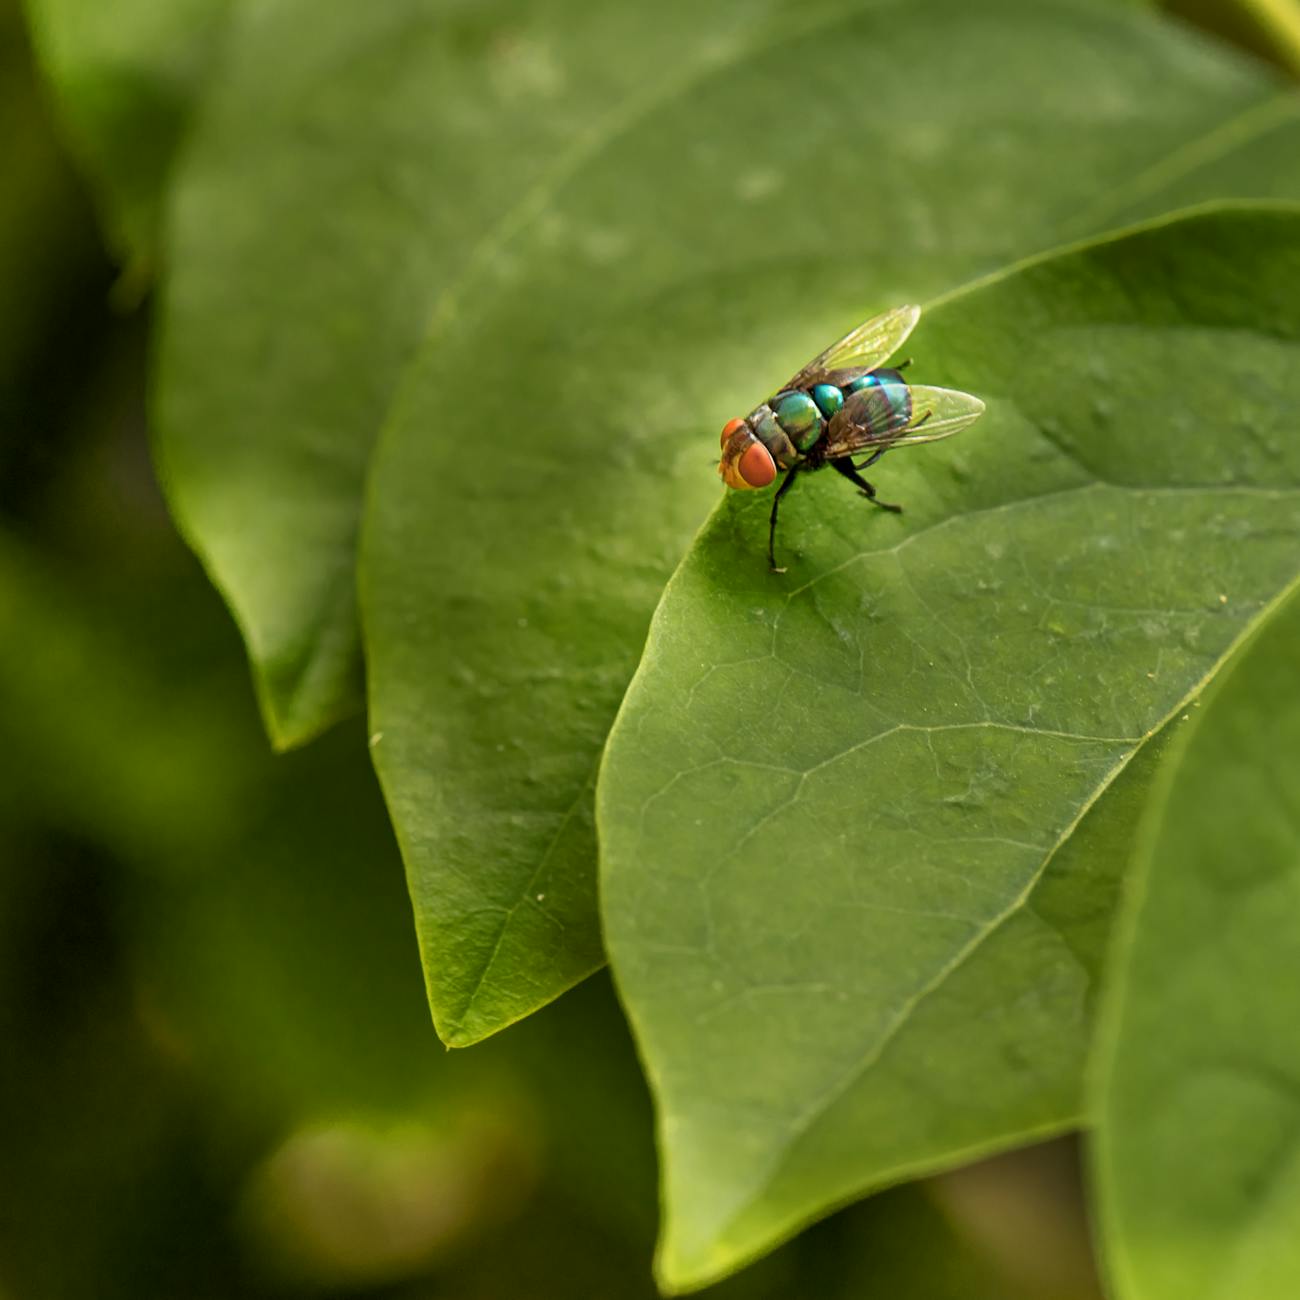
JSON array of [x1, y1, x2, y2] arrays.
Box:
[[1165, 0, 1300, 76], [20, 0, 227, 269], [1094, 581, 1300, 1300]]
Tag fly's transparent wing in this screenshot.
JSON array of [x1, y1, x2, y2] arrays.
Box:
[[824, 384, 985, 457], [782, 304, 920, 391]]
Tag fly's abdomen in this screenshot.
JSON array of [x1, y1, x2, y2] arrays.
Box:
[[842, 368, 911, 435], [810, 383, 844, 418]]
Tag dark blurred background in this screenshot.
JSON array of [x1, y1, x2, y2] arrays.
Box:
[[1, 0, 1284, 1294]]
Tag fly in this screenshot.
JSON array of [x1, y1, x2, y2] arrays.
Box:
[[717, 304, 985, 571]]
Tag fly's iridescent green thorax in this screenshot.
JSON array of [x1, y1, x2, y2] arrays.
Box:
[[747, 367, 911, 467]]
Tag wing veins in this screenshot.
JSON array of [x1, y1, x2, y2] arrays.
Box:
[[782, 304, 920, 392]]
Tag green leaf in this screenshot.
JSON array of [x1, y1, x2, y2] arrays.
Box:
[[0, 527, 254, 866], [1159, 0, 1300, 80], [361, 2, 1300, 1046], [1092, 577, 1300, 1300], [156, 0, 1300, 751], [157, 0, 821, 748], [22, 0, 227, 267], [134, 721, 452, 1119], [596, 207, 1300, 1290], [154, 0, 1300, 1035]]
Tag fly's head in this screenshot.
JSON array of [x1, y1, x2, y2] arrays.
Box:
[[718, 417, 776, 490]]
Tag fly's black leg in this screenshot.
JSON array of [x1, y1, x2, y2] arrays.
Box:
[[768, 466, 800, 573], [831, 458, 902, 513], [895, 358, 912, 371]]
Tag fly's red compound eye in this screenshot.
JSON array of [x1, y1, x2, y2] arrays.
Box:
[[720, 417, 746, 448], [738, 441, 776, 488]]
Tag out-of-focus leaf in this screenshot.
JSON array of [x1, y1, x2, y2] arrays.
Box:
[[0, 833, 260, 1300], [362, 5, 1300, 1045], [131, 721, 449, 1117], [21, 0, 228, 266], [0, 2, 105, 433], [929, 1141, 1104, 1300], [1160, 0, 1300, 79], [597, 208, 1300, 1289], [1092, 578, 1300, 1300], [0, 528, 253, 863]]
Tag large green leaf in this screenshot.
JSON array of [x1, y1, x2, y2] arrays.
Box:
[[156, 0, 1300, 751], [1092, 578, 1300, 1300], [597, 208, 1300, 1289], [21, 0, 227, 266], [157, 0, 819, 747], [360, 2, 1300, 1046]]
